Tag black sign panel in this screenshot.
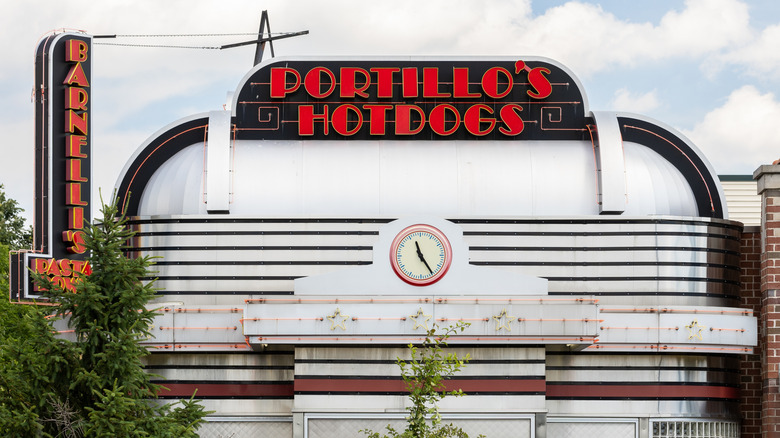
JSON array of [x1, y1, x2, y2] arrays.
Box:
[[10, 33, 92, 300], [234, 59, 588, 142]]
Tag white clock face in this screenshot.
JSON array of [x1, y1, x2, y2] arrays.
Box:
[[390, 225, 452, 286]]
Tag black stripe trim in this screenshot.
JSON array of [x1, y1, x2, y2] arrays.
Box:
[[137, 230, 380, 236], [542, 277, 738, 285], [719, 175, 753, 181], [284, 344, 547, 350], [148, 276, 301, 281], [545, 351, 741, 358], [129, 218, 394, 225], [547, 381, 739, 388], [134, 245, 373, 251], [544, 396, 734, 401], [295, 359, 546, 365], [469, 246, 738, 255], [289, 344, 544, 350], [145, 365, 293, 370], [153, 291, 293, 295], [548, 291, 739, 300], [147, 290, 739, 299], [149, 260, 737, 270], [136, 245, 738, 255], [149, 275, 737, 285], [151, 380, 293, 385], [147, 350, 293, 356], [126, 217, 738, 228], [294, 375, 545, 381], [546, 366, 738, 373], [135, 229, 737, 239], [153, 261, 372, 266], [463, 230, 740, 241], [450, 218, 737, 229], [157, 395, 294, 400], [471, 261, 739, 270], [147, 289, 739, 299]]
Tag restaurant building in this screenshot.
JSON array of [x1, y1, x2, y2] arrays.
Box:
[[13, 32, 776, 438]]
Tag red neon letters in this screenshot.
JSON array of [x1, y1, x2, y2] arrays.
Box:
[[270, 61, 552, 137], [62, 39, 90, 254], [32, 256, 91, 292]]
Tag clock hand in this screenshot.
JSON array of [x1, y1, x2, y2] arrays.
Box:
[[415, 241, 434, 274]]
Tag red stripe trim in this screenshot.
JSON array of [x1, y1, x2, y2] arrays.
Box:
[[294, 378, 545, 393], [546, 384, 737, 399], [158, 383, 293, 398]]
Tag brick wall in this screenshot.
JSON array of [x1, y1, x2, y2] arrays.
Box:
[[753, 165, 780, 437], [741, 228, 762, 438]]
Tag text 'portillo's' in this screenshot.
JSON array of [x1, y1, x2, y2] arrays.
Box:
[[269, 60, 552, 137]]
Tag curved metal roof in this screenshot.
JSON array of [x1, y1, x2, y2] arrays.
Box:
[[114, 57, 725, 219], [135, 138, 698, 217]]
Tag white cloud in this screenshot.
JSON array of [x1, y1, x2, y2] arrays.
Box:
[[277, 0, 752, 77], [654, 0, 752, 56], [0, 0, 770, 212], [610, 88, 660, 113], [682, 85, 780, 173], [716, 23, 780, 79], [514, 0, 752, 76], [0, 118, 34, 221]]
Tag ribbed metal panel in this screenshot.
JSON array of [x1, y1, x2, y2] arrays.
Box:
[[293, 346, 545, 412], [546, 352, 740, 418], [130, 216, 742, 307], [130, 215, 747, 423], [143, 351, 294, 416], [719, 179, 760, 226]]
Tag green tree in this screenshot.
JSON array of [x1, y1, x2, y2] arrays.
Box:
[[0, 186, 69, 436], [363, 322, 483, 438], [0, 299, 76, 436], [0, 183, 32, 294], [0, 196, 207, 436], [0, 242, 9, 295], [0, 184, 32, 250]]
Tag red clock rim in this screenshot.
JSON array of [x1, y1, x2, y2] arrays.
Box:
[[389, 224, 452, 286]]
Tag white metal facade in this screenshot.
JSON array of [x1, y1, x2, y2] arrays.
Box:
[[112, 56, 754, 438]]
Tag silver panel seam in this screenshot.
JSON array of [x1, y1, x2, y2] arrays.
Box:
[[206, 110, 232, 213], [592, 111, 627, 215]]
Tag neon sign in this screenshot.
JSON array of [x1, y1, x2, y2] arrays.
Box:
[[268, 61, 551, 137], [10, 33, 92, 299], [234, 58, 587, 142]]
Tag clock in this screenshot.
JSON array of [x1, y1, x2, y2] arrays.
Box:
[[390, 224, 452, 286]]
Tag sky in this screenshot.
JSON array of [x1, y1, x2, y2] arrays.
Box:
[[2, 0, 780, 222]]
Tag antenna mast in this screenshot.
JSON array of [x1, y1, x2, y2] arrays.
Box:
[[253, 10, 308, 65]]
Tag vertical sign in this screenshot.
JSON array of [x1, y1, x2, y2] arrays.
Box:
[[9, 32, 92, 300]]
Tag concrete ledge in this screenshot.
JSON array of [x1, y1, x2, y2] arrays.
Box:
[[753, 164, 780, 194]]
